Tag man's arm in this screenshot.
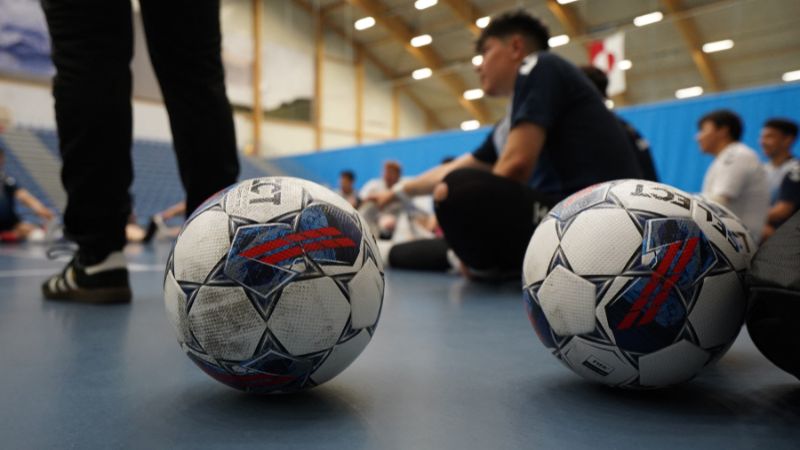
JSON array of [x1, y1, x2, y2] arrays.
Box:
[[766, 200, 797, 225], [492, 122, 546, 183], [372, 154, 491, 207], [15, 188, 55, 221]]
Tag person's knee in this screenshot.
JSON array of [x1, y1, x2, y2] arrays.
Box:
[[433, 182, 448, 202]]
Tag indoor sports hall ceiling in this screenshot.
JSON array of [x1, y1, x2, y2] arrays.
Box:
[[305, 0, 800, 130]]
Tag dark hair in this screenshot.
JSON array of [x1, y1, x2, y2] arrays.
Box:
[[476, 10, 550, 54], [763, 118, 798, 138], [580, 66, 609, 98], [698, 109, 743, 141], [340, 170, 355, 181]]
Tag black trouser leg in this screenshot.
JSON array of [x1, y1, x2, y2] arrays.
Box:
[[435, 168, 559, 272], [139, 0, 239, 214], [388, 238, 451, 271], [42, 0, 134, 260]]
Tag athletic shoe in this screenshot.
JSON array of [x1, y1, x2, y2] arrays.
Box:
[[42, 250, 132, 303], [142, 215, 159, 243]]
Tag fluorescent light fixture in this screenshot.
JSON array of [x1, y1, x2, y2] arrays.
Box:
[[412, 68, 432, 80], [476, 16, 490, 29], [415, 0, 437, 10], [354, 16, 375, 31], [618, 59, 632, 71], [675, 86, 703, 99], [633, 11, 663, 27], [410, 34, 433, 47], [783, 70, 800, 82], [548, 34, 570, 48], [461, 120, 481, 131], [472, 55, 483, 66], [702, 39, 734, 53], [463, 89, 484, 100], [557, 0, 579, 4], [605, 99, 615, 109]]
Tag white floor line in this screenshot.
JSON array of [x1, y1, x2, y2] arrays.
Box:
[[0, 264, 164, 278]]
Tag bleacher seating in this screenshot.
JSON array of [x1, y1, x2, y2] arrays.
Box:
[[1, 127, 273, 226]]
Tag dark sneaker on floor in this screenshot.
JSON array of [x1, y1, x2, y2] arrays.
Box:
[[42, 251, 132, 303], [142, 215, 159, 244]]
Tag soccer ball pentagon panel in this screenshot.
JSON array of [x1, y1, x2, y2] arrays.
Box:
[[164, 177, 384, 394], [522, 180, 753, 389]]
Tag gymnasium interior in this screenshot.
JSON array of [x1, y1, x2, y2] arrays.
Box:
[[0, 0, 798, 448]]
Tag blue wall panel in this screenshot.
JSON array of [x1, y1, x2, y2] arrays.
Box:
[[269, 128, 490, 191], [617, 83, 800, 192], [268, 83, 800, 193]]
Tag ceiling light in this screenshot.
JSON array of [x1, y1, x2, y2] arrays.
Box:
[[461, 120, 480, 131], [702, 39, 734, 53], [463, 89, 484, 100], [605, 99, 614, 109], [410, 34, 433, 47], [415, 0, 437, 10], [618, 59, 632, 71], [557, 0, 579, 4], [548, 34, 570, 48], [633, 11, 663, 27], [476, 16, 490, 29], [354, 17, 375, 31], [472, 55, 483, 66], [675, 86, 703, 99], [783, 70, 800, 82], [412, 68, 432, 80]]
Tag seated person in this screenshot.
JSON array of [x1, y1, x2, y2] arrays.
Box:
[[0, 147, 55, 242], [337, 170, 360, 209], [696, 110, 769, 242], [759, 118, 799, 240], [580, 65, 658, 182], [359, 160, 407, 239], [373, 11, 642, 280]]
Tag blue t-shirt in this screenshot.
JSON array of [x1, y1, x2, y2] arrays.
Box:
[[472, 52, 642, 197]]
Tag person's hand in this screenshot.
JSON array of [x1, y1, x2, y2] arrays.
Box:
[[371, 190, 397, 209], [37, 207, 55, 221]]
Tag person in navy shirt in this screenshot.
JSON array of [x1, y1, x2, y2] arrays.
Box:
[[0, 147, 55, 241], [373, 10, 641, 279]]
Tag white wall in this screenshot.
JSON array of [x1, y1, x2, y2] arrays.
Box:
[[0, 0, 435, 157], [0, 79, 172, 141]]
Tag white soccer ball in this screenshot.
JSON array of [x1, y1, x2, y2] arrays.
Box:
[[523, 180, 753, 389], [164, 177, 384, 393]]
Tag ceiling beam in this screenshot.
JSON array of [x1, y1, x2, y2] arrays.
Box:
[[347, 0, 493, 124], [321, 1, 347, 15], [292, 0, 444, 130], [440, 0, 483, 37], [661, 0, 723, 92], [546, 0, 586, 37]]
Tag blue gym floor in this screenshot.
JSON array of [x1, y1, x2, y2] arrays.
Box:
[[0, 242, 798, 449]]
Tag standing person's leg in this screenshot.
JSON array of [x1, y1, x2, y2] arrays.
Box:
[[41, 0, 134, 259], [139, 0, 239, 215], [434, 168, 559, 278], [41, 0, 133, 302]]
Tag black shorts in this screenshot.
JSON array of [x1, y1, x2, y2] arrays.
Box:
[[434, 168, 562, 273]]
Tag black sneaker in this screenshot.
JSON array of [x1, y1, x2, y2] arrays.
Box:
[[142, 215, 159, 244], [42, 251, 132, 303]]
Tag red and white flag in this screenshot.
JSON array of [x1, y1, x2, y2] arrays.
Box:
[[589, 31, 626, 96]]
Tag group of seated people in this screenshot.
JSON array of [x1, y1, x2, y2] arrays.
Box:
[[696, 111, 798, 243], [336, 11, 798, 280]]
